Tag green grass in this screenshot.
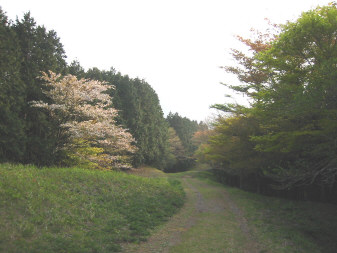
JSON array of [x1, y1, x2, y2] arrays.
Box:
[[226, 187, 337, 253], [191, 167, 337, 253], [169, 212, 248, 253], [168, 179, 250, 253], [0, 163, 185, 253]]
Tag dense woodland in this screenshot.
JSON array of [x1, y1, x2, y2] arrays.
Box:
[[196, 4, 337, 202], [0, 7, 202, 172], [2, 4, 337, 203]]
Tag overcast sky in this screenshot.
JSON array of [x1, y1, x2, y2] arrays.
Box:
[[0, 0, 332, 121]]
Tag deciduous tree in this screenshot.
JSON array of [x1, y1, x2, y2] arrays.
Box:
[[31, 72, 136, 170]]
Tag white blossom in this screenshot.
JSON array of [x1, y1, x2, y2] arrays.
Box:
[[32, 71, 136, 169]]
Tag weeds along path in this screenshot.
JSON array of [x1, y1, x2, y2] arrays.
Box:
[[123, 170, 262, 253]]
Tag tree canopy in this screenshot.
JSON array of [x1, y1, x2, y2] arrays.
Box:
[[0, 9, 67, 165], [199, 4, 337, 201], [69, 67, 170, 169], [0, 8, 170, 170]]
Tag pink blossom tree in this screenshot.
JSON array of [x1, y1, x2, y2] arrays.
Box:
[[31, 71, 136, 170]]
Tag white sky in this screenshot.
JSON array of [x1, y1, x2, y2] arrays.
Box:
[[0, 0, 332, 121]]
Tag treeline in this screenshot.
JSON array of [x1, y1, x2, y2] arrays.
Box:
[[197, 4, 337, 203], [0, 7, 203, 171], [166, 112, 207, 172], [0, 10, 67, 165], [67, 65, 169, 169]]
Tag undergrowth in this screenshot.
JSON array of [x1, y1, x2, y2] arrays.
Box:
[[226, 187, 337, 253], [191, 167, 337, 252], [0, 163, 184, 252]]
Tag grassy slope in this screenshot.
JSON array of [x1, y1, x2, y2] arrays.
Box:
[[0, 164, 184, 253]]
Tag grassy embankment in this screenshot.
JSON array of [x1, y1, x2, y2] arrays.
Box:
[[0, 164, 184, 253]]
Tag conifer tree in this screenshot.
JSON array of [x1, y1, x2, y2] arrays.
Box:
[[79, 67, 170, 169], [0, 8, 25, 162], [13, 12, 67, 165]]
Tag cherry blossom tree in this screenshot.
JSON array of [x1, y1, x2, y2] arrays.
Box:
[[31, 71, 136, 170]]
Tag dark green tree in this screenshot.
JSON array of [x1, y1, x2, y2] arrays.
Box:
[[166, 112, 200, 153], [165, 112, 202, 171], [67, 59, 85, 78], [0, 8, 26, 162], [77, 67, 169, 169], [13, 12, 67, 165]]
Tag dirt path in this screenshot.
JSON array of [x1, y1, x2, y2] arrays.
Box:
[[123, 172, 263, 253]]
